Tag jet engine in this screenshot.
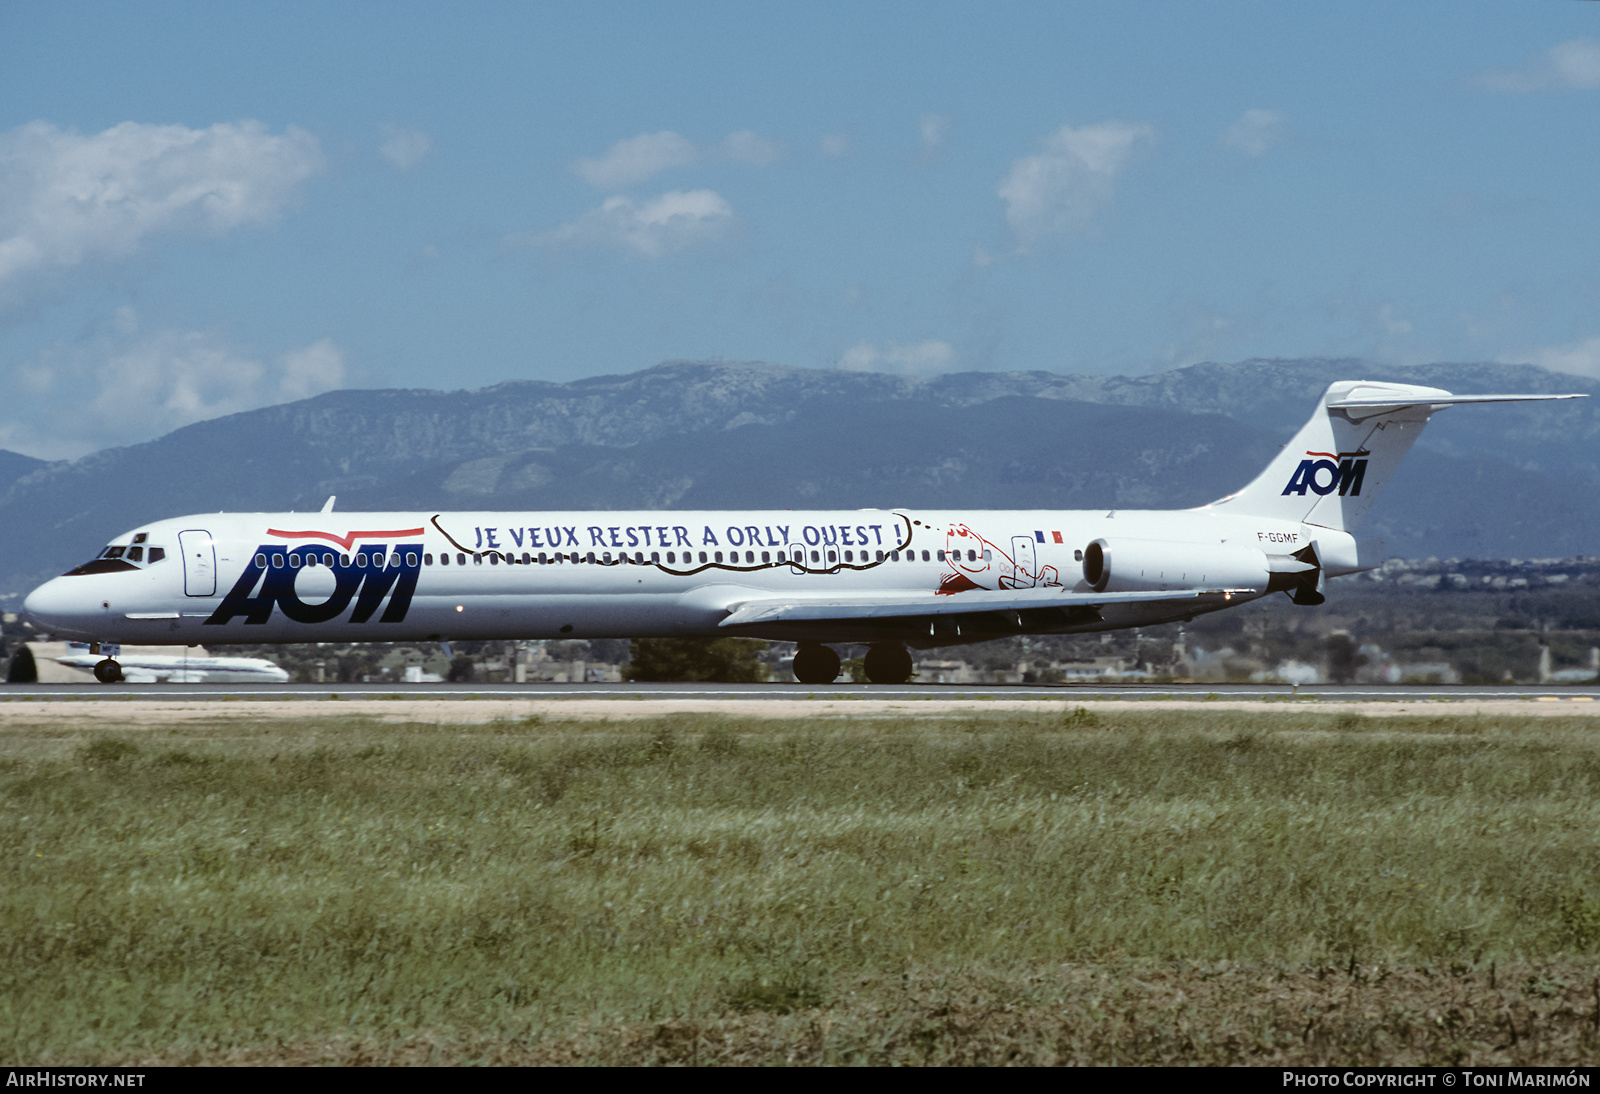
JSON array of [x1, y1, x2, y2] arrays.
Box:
[[1081, 537, 1272, 594]]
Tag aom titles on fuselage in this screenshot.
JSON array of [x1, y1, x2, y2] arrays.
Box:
[[22, 381, 1583, 685]]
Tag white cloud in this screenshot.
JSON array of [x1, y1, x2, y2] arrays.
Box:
[[1219, 109, 1285, 157], [0, 315, 347, 459], [1479, 37, 1600, 92], [720, 130, 782, 166], [0, 120, 323, 317], [573, 131, 699, 189], [379, 125, 432, 170], [1513, 335, 1600, 379], [920, 114, 949, 148], [1377, 304, 1413, 339], [278, 338, 348, 400], [837, 339, 954, 375], [820, 134, 849, 158], [996, 121, 1153, 248], [522, 189, 735, 257], [571, 129, 783, 188]]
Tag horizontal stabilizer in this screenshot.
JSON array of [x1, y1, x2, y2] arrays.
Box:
[[1327, 392, 1586, 420]]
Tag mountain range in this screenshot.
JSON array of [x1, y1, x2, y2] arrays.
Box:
[[2, 357, 1596, 606]]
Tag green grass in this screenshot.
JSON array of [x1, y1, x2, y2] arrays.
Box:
[[4, 708, 1600, 1064]]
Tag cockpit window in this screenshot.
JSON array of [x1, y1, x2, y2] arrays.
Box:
[[148, 547, 164, 563], [127, 546, 143, 562], [104, 546, 126, 559]]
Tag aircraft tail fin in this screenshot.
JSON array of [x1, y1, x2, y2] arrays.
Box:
[[1210, 381, 1585, 533]]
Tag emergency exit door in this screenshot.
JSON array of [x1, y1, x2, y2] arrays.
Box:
[[1009, 536, 1037, 588]]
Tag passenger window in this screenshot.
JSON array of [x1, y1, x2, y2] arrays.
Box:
[[810, 551, 819, 563], [471, 553, 480, 565], [147, 547, 165, 564], [937, 550, 945, 561], [406, 552, 419, 567], [441, 554, 450, 566], [457, 553, 466, 565], [585, 552, 595, 564], [291, 554, 303, 567], [699, 552, 708, 563], [521, 552, 530, 564], [424, 553, 433, 565], [127, 546, 143, 562], [255, 553, 267, 568], [489, 553, 499, 565], [828, 550, 837, 563], [922, 550, 930, 561], [777, 551, 786, 563], [651, 551, 660, 563], [714, 551, 722, 563], [274, 554, 286, 568], [354, 553, 367, 567], [761, 551, 770, 563], [983, 550, 991, 560]]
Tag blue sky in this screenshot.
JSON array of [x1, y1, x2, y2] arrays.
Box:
[[2, 1, 1598, 458]]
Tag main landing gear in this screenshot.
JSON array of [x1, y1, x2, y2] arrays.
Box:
[[791, 642, 841, 685], [790, 643, 915, 685], [863, 644, 914, 685], [93, 659, 124, 684]]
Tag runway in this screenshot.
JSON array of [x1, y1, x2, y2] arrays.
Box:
[[3, 680, 1599, 726], [3, 681, 1599, 701]]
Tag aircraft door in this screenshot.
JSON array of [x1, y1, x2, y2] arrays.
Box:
[[1009, 536, 1037, 588], [178, 529, 217, 597]]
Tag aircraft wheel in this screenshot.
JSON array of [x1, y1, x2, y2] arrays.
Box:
[[93, 658, 123, 684], [863, 644, 914, 685], [791, 643, 841, 684]]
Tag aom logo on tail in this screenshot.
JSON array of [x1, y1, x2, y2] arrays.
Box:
[[1281, 450, 1370, 497]]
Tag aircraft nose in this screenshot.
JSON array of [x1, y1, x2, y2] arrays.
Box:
[[23, 577, 92, 633]]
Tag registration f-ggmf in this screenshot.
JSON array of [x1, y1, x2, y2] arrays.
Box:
[[22, 381, 1582, 685]]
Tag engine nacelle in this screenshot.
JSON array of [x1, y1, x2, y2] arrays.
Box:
[[1081, 537, 1271, 594]]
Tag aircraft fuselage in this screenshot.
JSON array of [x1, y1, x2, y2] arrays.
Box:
[[22, 506, 1352, 650]]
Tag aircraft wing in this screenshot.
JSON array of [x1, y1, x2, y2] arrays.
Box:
[[718, 586, 1249, 629]]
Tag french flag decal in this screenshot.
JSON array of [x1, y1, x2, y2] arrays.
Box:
[[1034, 531, 1066, 543]]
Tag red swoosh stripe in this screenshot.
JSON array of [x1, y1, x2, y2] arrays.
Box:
[[267, 527, 426, 550], [1304, 450, 1371, 460]]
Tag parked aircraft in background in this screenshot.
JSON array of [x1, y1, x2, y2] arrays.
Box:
[[21, 381, 1583, 684], [47, 643, 291, 684]]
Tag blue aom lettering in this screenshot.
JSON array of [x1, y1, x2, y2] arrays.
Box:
[[205, 543, 424, 626], [1282, 458, 1368, 497]]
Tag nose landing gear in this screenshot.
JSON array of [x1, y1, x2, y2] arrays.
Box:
[[93, 659, 124, 684], [863, 644, 914, 685]]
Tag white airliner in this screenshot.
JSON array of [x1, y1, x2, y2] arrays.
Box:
[[20, 381, 1583, 685], [51, 643, 291, 684]]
